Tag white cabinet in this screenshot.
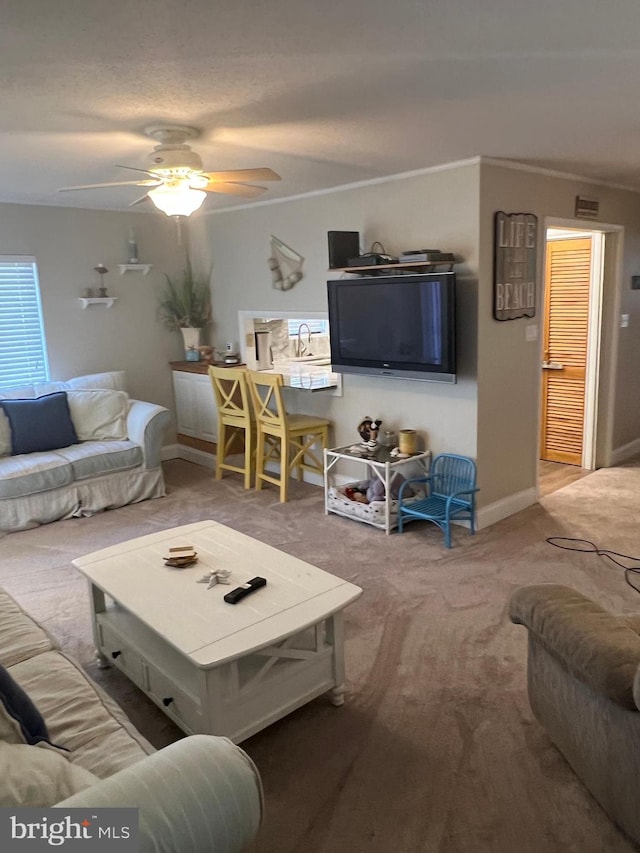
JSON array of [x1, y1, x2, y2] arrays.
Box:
[[171, 368, 217, 444]]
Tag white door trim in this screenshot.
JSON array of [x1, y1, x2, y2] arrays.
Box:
[[538, 218, 623, 493]]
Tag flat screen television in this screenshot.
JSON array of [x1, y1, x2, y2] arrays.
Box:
[[327, 272, 456, 383]]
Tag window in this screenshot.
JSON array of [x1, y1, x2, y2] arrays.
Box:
[[286, 319, 329, 337], [0, 257, 49, 388]]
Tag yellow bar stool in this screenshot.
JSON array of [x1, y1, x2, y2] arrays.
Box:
[[246, 369, 331, 503], [208, 365, 255, 490]]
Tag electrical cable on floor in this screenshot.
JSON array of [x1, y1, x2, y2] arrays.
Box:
[[546, 537, 640, 595]]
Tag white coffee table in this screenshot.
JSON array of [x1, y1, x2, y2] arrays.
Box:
[[72, 520, 362, 743]]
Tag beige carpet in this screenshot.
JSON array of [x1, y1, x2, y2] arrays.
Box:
[[3, 458, 640, 853]]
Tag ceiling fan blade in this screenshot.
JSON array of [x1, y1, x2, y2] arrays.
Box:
[[201, 168, 281, 183], [202, 182, 267, 198], [129, 194, 151, 207], [58, 179, 160, 192], [116, 164, 160, 177]]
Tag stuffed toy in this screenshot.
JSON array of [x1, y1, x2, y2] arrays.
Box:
[[365, 473, 412, 503]]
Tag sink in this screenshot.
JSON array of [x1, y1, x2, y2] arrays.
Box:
[[288, 355, 332, 364]]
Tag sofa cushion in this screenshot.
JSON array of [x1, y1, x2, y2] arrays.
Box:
[[0, 662, 52, 746], [66, 390, 129, 441], [0, 393, 78, 455], [0, 452, 73, 499], [0, 590, 56, 668], [54, 441, 142, 481], [9, 651, 152, 778], [0, 741, 98, 806], [64, 371, 127, 393]]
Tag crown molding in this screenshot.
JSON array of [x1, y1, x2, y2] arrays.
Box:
[[202, 153, 640, 217], [203, 157, 482, 215], [479, 155, 640, 195]]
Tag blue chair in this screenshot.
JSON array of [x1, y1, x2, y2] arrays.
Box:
[[397, 453, 479, 547]]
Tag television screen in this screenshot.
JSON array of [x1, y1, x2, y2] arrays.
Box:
[[327, 273, 456, 383]]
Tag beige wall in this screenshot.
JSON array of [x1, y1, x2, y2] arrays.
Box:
[[478, 161, 640, 505], [0, 203, 185, 420], [190, 162, 482, 466], [9, 157, 637, 521]]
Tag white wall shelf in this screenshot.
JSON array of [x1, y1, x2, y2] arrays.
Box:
[[78, 297, 118, 309], [118, 264, 152, 275], [329, 258, 456, 275]]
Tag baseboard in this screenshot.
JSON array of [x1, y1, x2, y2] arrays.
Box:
[[162, 443, 215, 470], [162, 444, 325, 485], [162, 447, 536, 523], [476, 487, 538, 529], [610, 438, 640, 466]]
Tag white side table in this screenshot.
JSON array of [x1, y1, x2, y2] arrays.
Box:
[[324, 445, 432, 534]]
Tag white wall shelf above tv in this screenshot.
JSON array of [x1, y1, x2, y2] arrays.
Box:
[[118, 264, 152, 275], [78, 297, 118, 309], [329, 259, 456, 275]]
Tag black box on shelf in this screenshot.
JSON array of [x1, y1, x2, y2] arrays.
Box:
[[328, 231, 360, 269]]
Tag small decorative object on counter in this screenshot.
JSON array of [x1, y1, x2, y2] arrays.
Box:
[[185, 346, 200, 362], [220, 342, 241, 364], [197, 345, 214, 363]]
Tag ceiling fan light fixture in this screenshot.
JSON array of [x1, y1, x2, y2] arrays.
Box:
[[147, 182, 206, 216]]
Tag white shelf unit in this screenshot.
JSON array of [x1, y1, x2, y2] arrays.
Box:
[[78, 297, 118, 309], [330, 258, 456, 275], [118, 264, 152, 275], [324, 445, 432, 534]]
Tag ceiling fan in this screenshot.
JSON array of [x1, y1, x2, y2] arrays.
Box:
[[59, 125, 281, 216]]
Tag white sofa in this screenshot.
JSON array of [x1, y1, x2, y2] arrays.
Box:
[[0, 585, 262, 851], [0, 371, 170, 535]]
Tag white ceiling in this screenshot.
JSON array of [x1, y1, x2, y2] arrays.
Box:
[[4, 0, 640, 214]]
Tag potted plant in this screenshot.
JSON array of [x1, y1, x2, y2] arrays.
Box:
[[157, 261, 211, 354]]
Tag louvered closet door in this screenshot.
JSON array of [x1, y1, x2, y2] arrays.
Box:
[[540, 238, 592, 465]]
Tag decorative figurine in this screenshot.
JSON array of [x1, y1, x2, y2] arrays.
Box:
[[356, 416, 383, 452], [197, 569, 232, 589]]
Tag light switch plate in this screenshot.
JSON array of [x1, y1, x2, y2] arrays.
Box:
[[621, 314, 630, 328], [525, 324, 538, 342]]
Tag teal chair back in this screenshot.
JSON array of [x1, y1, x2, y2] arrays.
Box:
[[430, 453, 477, 500]]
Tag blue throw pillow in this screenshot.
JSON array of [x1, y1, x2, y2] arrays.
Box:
[[0, 663, 51, 746], [0, 392, 78, 455]]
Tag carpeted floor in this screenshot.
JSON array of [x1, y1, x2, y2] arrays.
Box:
[[3, 458, 640, 852]]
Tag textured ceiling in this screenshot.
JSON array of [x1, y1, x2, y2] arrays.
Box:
[[3, 0, 640, 214]]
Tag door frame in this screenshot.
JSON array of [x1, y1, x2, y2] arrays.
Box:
[[537, 217, 623, 488]]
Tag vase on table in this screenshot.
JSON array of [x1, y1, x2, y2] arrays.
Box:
[[180, 327, 201, 356]]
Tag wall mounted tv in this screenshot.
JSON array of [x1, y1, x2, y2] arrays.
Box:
[[327, 272, 457, 383]]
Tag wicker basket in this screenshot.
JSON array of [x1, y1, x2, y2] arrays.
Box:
[[327, 480, 422, 528]]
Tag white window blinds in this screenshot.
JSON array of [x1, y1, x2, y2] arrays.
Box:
[[0, 257, 49, 388], [286, 319, 328, 337]]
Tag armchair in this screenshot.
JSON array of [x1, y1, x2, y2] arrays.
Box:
[[510, 584, 640, 846], [396, 453, 478, 547]]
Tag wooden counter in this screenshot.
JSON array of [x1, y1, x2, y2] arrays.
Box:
[[169, 360, 244, 375]]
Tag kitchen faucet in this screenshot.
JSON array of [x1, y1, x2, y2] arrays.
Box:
[[296, 323, 312, 357]]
